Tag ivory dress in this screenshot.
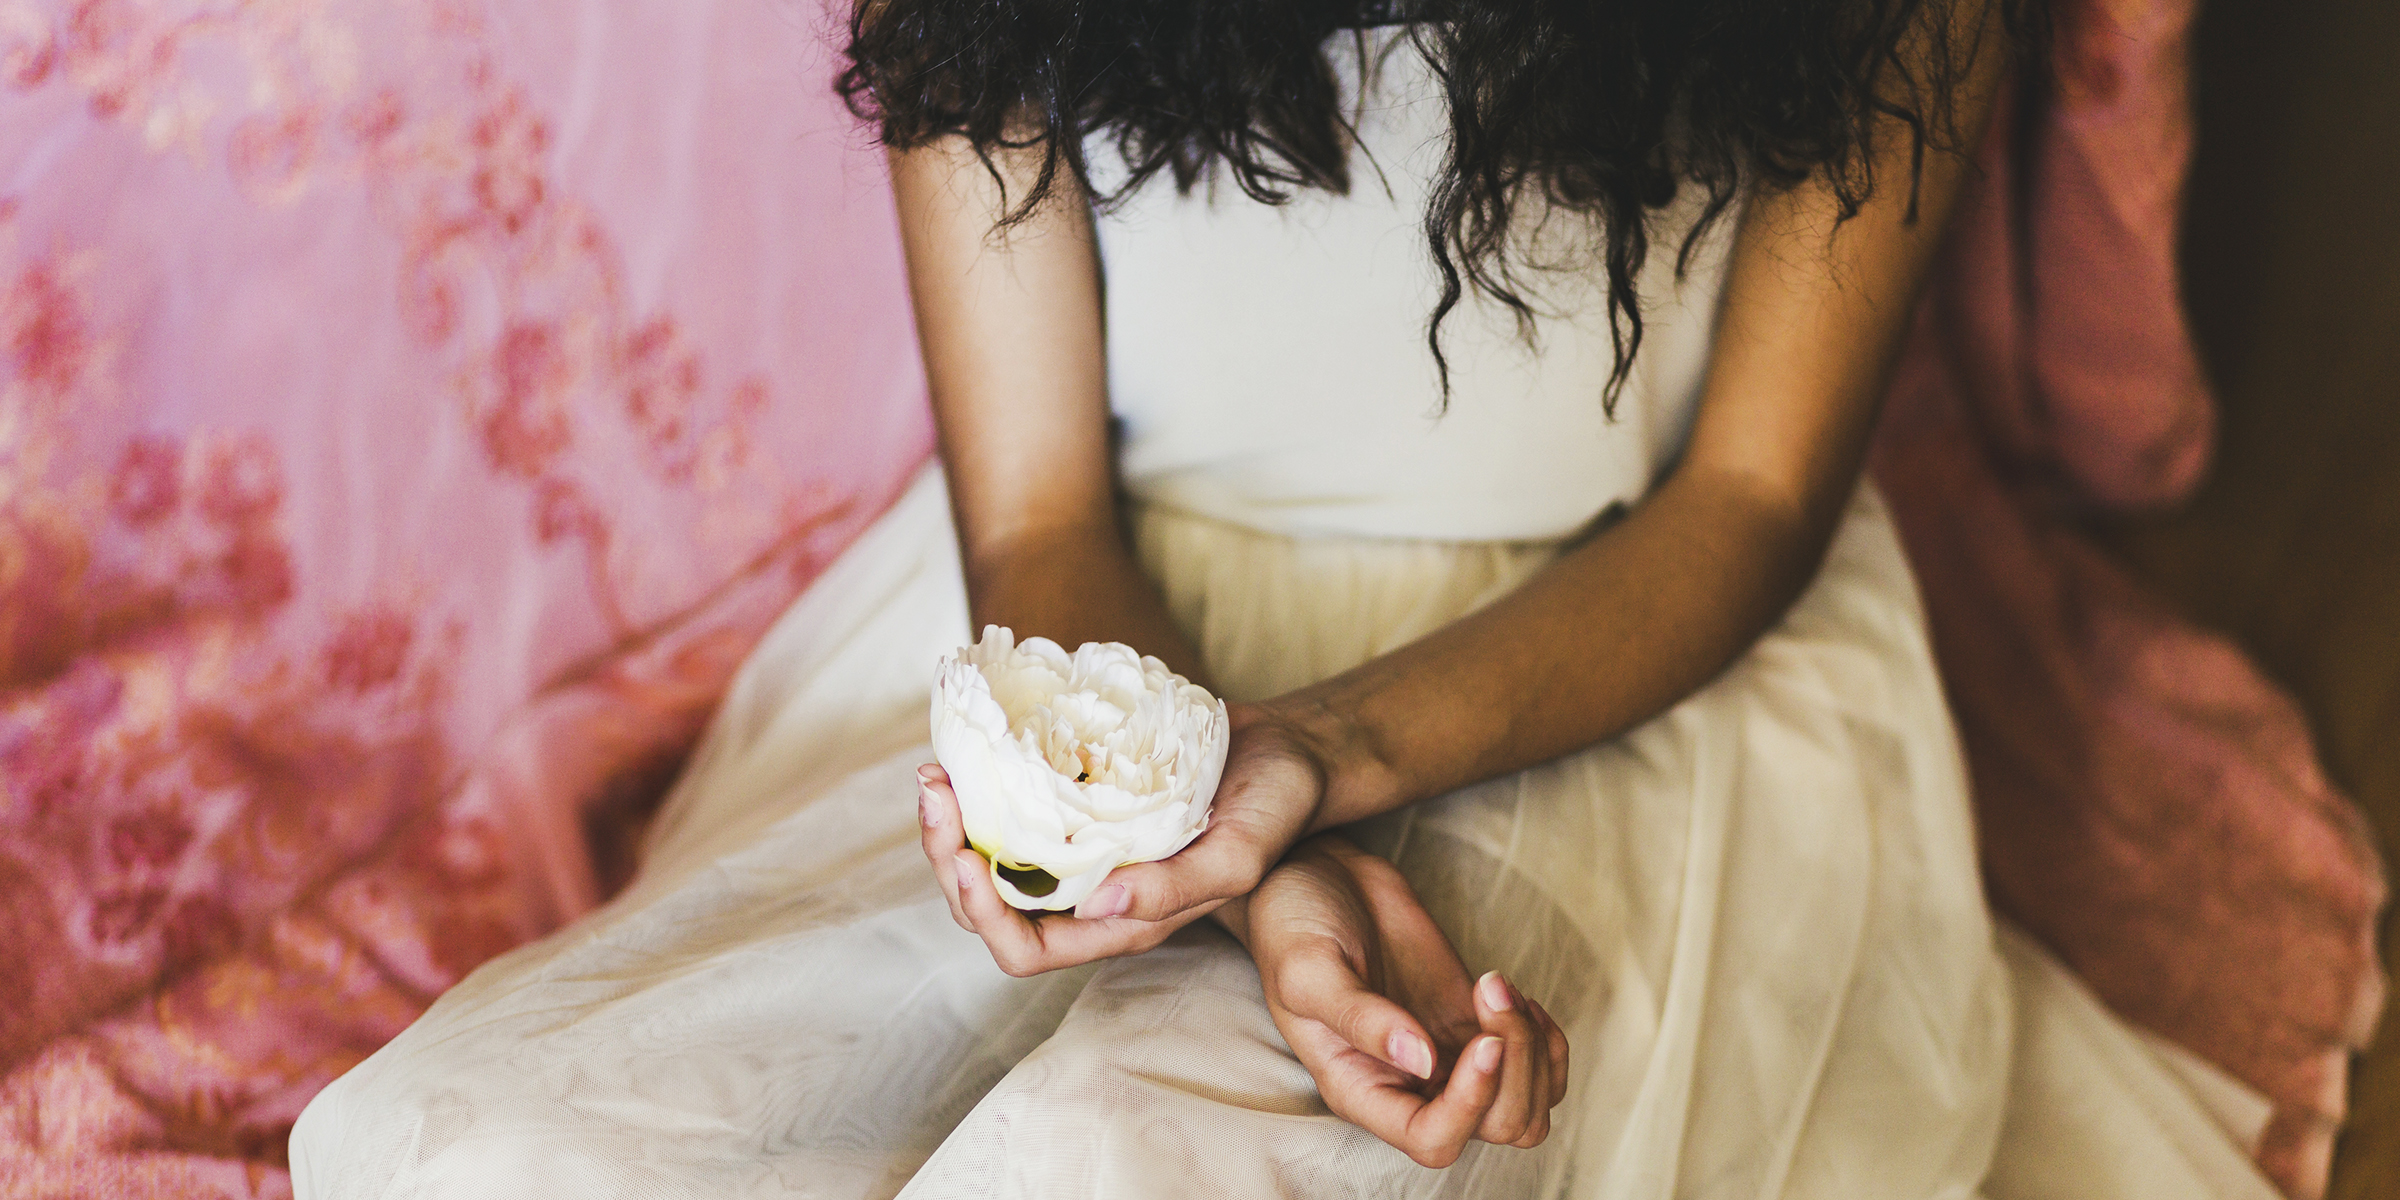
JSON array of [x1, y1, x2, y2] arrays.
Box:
[[291, 29, 2279, 1200]]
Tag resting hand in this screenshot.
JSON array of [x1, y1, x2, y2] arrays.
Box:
[[1233, 835, 1569, 1166], [915, 702, 1328, 975]]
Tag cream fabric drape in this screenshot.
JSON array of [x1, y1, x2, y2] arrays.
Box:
[[293, 469, 2274, 1198]]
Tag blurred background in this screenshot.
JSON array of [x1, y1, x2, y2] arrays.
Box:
[[2126, 0, 2400, 1191]]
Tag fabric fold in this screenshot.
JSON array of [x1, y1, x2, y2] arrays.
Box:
[[1870, 0, 2387, 1193]]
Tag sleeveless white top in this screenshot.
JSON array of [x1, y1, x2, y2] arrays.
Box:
[[1092, 28, 1737, 543]]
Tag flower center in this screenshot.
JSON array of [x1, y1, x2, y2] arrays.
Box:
[[995, 862, 1061, 898]]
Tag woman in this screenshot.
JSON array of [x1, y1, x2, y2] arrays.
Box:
[[291, 1, 2279, 1196]]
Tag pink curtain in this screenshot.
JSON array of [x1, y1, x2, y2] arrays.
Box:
[[0, 2, 928, 1196], [1871, 0, 2386, 1194]]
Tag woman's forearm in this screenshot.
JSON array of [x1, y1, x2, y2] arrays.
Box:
[[1274, 462, 1839, 828], [889, 135, 1206, 686], [1280, 0, 2007, 829], [962, 521, 1212, 690]]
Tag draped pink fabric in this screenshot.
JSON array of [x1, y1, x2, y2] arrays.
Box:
[[0, 0, 2382, 1198], [0, 2, 929, 1196], [1871, 0, 2387, 1194]]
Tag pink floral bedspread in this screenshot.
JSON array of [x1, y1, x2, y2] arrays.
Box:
[[0, 1, 2380, 1198], [0, 2, 928, 1195]]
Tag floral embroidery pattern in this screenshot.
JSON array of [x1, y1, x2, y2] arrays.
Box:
[[0, 2, 924, 1195]]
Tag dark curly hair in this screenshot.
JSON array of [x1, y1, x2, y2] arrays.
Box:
[[837, 0, 2041, 410]]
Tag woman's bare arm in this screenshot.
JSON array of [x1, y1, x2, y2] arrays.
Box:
[[896, 139, 1251, 962], [890, 138, 1207, 684], [1279, 32, 2004, 830], [899, 6, 2005, 1162], [1091, 1, 2012, 925], [903, 0, 2006, 929]]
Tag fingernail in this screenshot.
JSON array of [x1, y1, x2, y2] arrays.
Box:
[[1472, 1036, 1503, 1072], [1077, 884, 1129, 920], [1388, 1031, 1434, 1079], [954, 851, 980, 890], [1478, 971, 1515, 1013], [918, 787, 941, 828], [917, 764, 940, 783]]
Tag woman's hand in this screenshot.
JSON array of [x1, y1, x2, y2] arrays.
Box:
[[915, 702, 1332, 976], [1229, 835, 1569, 1166]]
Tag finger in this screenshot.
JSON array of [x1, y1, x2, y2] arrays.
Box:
[[917, 777, 969, 931], [1470, 972, 1545, 1148], [1317, 1029, 1503, 1169], [951, 849, 1053, 975], [1274, 944, 1438, 1080], [1405, 1034, 1505, 1167], [1505, 987, 1556, 1148], [1090, 824, 1268, 923], [1528, 996, 1570, 1110], [951, 848, 1188, 973], [916, 772, 971, 931]]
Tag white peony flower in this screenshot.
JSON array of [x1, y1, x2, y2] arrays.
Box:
[[931, 626, 1229, 912]]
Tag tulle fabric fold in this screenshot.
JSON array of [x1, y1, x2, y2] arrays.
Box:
[[292, 468, 2274, 1198]]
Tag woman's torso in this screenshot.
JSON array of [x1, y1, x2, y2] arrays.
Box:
[[1092, 26, 1737, 544]]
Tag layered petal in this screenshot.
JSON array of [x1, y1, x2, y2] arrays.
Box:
[[931, 626, 1229, 910]]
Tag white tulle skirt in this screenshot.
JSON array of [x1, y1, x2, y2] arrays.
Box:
[[289, 467, 2277, 1199]]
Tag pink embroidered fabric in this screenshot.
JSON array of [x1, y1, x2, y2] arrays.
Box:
[[0, 2, 929, 1196], [0, 0, 2381, 1198], [1871, 0, 2386, 1194]]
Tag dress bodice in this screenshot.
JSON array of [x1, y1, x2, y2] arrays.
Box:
[[1092, 29, 1737, 543]]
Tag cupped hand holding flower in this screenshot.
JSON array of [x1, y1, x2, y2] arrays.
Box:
[[932, 627, 1229, 911], [917, 627, 1331, 975]]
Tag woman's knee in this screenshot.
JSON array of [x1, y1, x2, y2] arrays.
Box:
[[290, 1050, 614, 1199]]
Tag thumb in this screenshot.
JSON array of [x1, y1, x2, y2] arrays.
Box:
[[1275, 943, 1439, 1080], [1079, 827, 1266, 922]]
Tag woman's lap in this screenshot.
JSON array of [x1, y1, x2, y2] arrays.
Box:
[[291, 475, 2153, 1198], [290, 473, 1072, 1198], [288, 740, 1093, 1199]]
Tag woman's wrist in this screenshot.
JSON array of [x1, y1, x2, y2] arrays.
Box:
[[960, 521, 1214, 690], [1205, 832, 1360, 951], [1252, 691, 1407, 833]]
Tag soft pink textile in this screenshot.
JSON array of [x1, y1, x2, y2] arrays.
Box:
[[0, 2, 928, 1196], [1871, 0, 2387, 1195]]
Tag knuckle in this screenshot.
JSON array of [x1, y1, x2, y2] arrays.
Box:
[[1191, 841, 1263, 897], [1226, 858, 1267, 897], [1136, 886, 1181, 920], [1331, 995, 1382, 1038], [1295, 943, 1350, 978], [1410, 1142, 1462, 1170], [1274, 958, 1344, 1012], [1314, 1090, 1361, 1127]]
